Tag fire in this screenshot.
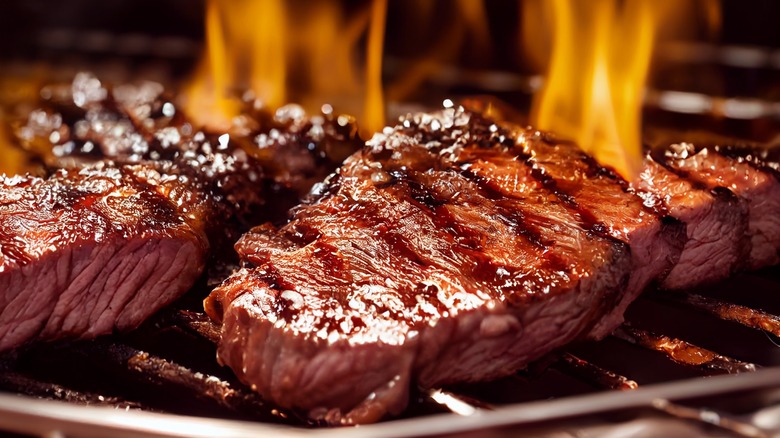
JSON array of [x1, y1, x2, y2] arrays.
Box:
[[527, 0, 674, 179], [0, 120, 30, 175], [184, 0, 718, 176], [526, 0, 721, 179], [184, 0, 386, 136], [184, 0, 286, 130], [363, 0, 388, 136]]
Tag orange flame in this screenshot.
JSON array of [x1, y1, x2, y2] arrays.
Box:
[[528, 0, 674, 179], [184, 0, 386, 136], [0, 120, 29, 175], [524, 0, 723, 179], [363, 0, 387, 136]]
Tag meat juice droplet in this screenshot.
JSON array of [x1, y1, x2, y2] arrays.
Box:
[[371, 170, 391, 184], [280, 289, 304, 309]]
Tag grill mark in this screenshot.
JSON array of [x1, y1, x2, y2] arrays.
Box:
[[455, 168, 546, 251], [516, 134, 670, 235], [648, 148, 721, 194], [390, 167, 548, 251], [374, 168, 556, 289], [499, 133, 619, 240], [122, 168, 187, 227], [457, 167, 577, 276], [381, 170, 516, 253], [473, 142, 615, 242], [288, 182, 434, 274], [456, 154, 634, 287], [407, 176, 564, 298], [404, 120, 624, 277], [651, 145, 778, 205]]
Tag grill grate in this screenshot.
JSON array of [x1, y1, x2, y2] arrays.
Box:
[[0, 266, 778, 437], [0, 14, 778, 436]]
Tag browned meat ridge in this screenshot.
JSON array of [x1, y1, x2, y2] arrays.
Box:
[[0, 73, 360, 352], [206, 107, 680, 425]]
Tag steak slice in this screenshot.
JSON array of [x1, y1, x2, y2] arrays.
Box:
[[0, 73, 362, 352], [17, 72, 360, 213], [14, 72, 361, 258], [0, 165, 206, 351], [661, 143, 780, 269], [206, 107, 633, 424], [514, 132, 686, 339], [631, 154, 749, 289]]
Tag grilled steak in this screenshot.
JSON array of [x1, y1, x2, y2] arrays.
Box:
[[658, 143, 780, 270], [0, 165, 206, 351], [206, 106, 688, 424], [16, 73, 360, 227], [509, 133, 685, 338], [632, 153, 750, 289], [0, 73, 361, 351]]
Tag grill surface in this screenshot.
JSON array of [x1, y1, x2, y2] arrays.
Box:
[[1, 4, 779, 435], [0, 266, 778, 437]]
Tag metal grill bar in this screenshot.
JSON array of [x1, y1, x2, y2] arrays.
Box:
[[555, 353, 639, 390], [651, 398, 773, 438], [71, 341, 296, 424], [426, 390, 487, 416], [159, 309, 221, 344], [657, 291, 780, 338], [0, 371, 143, 410], [612, 325, 758, 374]]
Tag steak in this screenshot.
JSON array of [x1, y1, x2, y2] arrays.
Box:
[[0, 73, 361, 351], [206, 107, 684, 424], [0, 164, 206, 351], [16, 73, 361, 227], [660, 143, 780, 270], [510, 133, 685, 338], [631, 153, 749, 289]]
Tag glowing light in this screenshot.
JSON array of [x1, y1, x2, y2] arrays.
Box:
[[184, 0, 388, 135], [527, 0, 676, 179]]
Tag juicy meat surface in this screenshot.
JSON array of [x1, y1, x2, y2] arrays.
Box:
[[632, 153, 749, 289], [16, 73, 361, 228], [208, 106, 780, 425], [206, 107, 670, 424], [0, 73, 361, 352], [0, 165, 206, 351], [512, 133, 685, 338], [661, 143, 780, 270]]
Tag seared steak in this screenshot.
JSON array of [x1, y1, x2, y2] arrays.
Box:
[[632, 153, 749, 289], [660, 143, 780, 270], [206, 107, 682, 424], [0, 73, 361, 351], [16, 73, 360, 226], [0, 164, 206, 351], [511, 133, 685, 338]]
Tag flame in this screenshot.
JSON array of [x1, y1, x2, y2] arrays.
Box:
[[184, 0, 387, 136], [0, 120, 29, 175], [363, 0, 387, 136], [527, 0, 676, 179]]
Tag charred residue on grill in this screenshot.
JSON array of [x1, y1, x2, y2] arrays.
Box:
[[556, 353, 639, 390], [613, 324, 757, 374], [1, 77, 780, 429]]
